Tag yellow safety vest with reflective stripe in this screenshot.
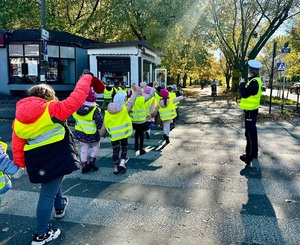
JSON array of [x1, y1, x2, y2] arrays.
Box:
[[159, 99, 177, 121], [73, 107, 97, 134], [119, 87, 128, 94], [130, 96, 146, 123], [13, 103, 65, 151], [154, 92, 161, 104], [240, 77, 262, 110], [103, 88, 113, 99], [0, 141, 8, 189], [169, 92, 179, 108], [104, 106, 133, 141], [145, 97, 155, 117]]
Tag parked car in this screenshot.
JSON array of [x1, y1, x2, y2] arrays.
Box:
[[290, 82, 300, 94]]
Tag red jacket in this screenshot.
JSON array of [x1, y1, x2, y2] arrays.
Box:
[[12, 74, 99, 168]]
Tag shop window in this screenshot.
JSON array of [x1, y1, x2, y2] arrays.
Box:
[[60, 59, 75, 84], [60, 46, 75, 59], [9, 44, 23, 56], [143, 60, 150, 83], [48, 45, 59, 57], [9, 44, 76, 84], [25, 44, 39, 57], [97, 57, 131, 87]]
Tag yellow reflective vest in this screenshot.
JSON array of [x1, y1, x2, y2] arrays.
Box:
[[240, 77, 262, 110], [130, 96, 147, 123], [73, 107, 98, 134], [169, 92, 179, 108], [145, 97, 155, 117], [103, 88, 113, 99], [104, 106, 133, 141], [13, 103, 65, 151], [159, 99, 177, 121], [0, 141, 8, 190]]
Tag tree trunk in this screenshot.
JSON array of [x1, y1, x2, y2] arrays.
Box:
[[183, 73, 187, 88]]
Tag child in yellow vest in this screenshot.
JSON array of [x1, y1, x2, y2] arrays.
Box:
[[0, 141, 24, 196], [100, 88, 138, 174], [73, 89, 103, 173], [154, 89, 185, 144]]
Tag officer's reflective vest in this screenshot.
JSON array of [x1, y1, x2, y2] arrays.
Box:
[[13, 103, 65, 151], [73, 107, 98, 134], [145, 97, 155, 117], [130, 96, 146, 123], [159, 99, 177, 121], [169, 92, 179, 108], [240, 77, 262, 110], [103, 88, 113, 99], [104, 106, 133, 141]]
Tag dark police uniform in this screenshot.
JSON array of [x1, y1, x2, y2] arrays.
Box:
[[239, 60, 263, 165]]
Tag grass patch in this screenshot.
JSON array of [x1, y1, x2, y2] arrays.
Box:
[[260, 95, 296, 106]]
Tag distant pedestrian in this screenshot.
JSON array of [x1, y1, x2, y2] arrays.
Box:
[[11, 71, 104, 245], [239, 59, 263, 166], [73, 89, 103, 173], [155, 89, 185, 144], [100, 89, 137, 174]]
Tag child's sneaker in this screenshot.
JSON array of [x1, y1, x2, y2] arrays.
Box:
[[54, 197, 68, 219], [113, 165, 120, 174], [31, 228, 61, 245], [118, 159, 127, 172]]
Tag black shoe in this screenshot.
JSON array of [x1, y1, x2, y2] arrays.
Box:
[[54, 197, 68, 219], [32, 228, 61, 245], [145, 131, 150, 139], [166, 136, 170, 144], [89, 157, 99, 171], [113, 165, 120, 174], [81, 162, 90, 174], [240, 155, 252, 166], [140, 149, 146, 155]]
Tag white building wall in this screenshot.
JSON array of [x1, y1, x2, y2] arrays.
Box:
[[130, 56, 139, 84]]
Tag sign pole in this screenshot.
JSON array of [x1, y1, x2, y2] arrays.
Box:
[[269, 41, 277, 114], [281, 42, 290, 113], [40, 0, 47, 83]]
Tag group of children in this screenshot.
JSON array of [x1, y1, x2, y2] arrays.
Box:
[[73, 80, 184, 175], [0, 72, 185, 244]]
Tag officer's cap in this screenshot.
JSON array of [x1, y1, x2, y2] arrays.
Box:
[[248, 60, 262, 70]]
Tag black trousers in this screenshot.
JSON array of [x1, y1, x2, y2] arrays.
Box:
[[244, 109, 258, 158]]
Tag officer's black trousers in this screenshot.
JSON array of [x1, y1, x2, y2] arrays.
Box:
[[244, 109, 258, 158]]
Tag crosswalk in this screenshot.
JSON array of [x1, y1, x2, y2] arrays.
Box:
[[1, 102, 300, 244]]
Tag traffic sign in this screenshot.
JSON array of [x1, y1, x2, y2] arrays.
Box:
[[277, 62, 286, 72], [41, 28, 49, 41], [281, 48, 290, 53]]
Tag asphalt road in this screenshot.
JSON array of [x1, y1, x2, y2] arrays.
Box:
[[0, 88, 299, 245]]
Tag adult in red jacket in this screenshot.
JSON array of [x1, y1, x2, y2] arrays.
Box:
[[11, 71, 104, 245]]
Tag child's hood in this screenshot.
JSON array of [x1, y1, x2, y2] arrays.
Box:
[[15, 97, 48, 124], [76, 104, 95, 116], [107, 102, 123, 114]]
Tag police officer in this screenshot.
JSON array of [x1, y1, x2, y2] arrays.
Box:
[[239, 59, 263, 166]]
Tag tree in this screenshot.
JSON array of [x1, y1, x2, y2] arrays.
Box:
[[209, 0, 300, 91]]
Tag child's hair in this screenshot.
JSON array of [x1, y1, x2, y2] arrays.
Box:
[[27, 84, 56, 101]]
